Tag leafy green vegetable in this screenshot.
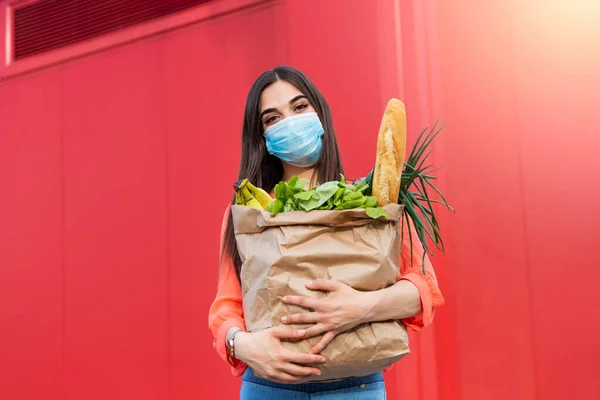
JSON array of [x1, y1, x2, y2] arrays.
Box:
[[333, 187, 345, 205], [294, 178, 309, 190], [355, 180, 369, 193], [287, 176, 299, 188], [283, 200, 295, 213], [272, 199, 284, 215], [274, 182, 287, 202], [334, 198, 366, 210], [364, 196, 379, 208], [293, 191, 313, 201], [266, 176, 388, 218], [311, 181, 340, 208], [345, 191, 364, 202], [366, 207, 389, 219], [265, 201, 274, 213]]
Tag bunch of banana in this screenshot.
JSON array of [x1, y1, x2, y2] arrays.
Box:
[[234, 179, 273, 210]]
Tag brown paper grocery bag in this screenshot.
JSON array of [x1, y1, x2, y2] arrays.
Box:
[[231, 203, 410, 382]]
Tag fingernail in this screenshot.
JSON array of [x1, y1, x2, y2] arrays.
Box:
[[283, 297, 288, 303], [281, 316, 287, 322], [307, 281, 313, 286], [297, 330, 305, 336], [316, 371, 321, 376]]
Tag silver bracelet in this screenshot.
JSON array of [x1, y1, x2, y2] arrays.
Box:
[[226, 327, 242, 359]]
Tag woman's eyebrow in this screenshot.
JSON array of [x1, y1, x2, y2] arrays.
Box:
[[289, 95, 307, 104], [260, 108, 278, 119], [260, 95, 308, 119]]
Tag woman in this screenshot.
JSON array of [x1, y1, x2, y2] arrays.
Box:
[[209, 66, 444, 399]]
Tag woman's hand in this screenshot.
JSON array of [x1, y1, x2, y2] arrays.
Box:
[[282, 278, 422, 354], [281, 279, 376, 354], [234, 327, 326, 384]]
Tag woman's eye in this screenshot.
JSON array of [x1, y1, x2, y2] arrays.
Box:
[[264, 115, 278, 125], [295, 103, 308, 111]]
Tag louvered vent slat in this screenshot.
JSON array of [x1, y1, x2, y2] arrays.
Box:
[[13, 0, 212, 60], [14, 3, 148, 40]]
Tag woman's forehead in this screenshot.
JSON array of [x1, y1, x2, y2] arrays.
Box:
[[260, 81, 305, 112]]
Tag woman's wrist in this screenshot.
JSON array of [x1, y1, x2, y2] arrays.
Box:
[[225, 327, 245, 360], [360, 280, 421, 323], [232, 331, 251, 363], [360, 289, 386, 324]]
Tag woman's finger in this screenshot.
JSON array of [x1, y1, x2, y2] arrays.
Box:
[[302, 323, 329, 339], [306, 279, 343, 292], [281, 349, 327, 364], [310, 331, 337, 354], [282, 295, 321, 310], [282, 312, 325, 324], [271, 326, 307, 339], [280, 362, 322, 377]]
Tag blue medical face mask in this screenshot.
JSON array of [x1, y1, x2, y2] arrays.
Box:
[[264, 112, 325, 167]]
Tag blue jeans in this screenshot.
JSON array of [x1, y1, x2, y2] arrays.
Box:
[[240, 368, 386, 399]]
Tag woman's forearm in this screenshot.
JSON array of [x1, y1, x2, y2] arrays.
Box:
[[361, 280, 422, 323]]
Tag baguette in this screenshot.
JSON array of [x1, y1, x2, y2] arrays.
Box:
[[372, 98, 407, 206]]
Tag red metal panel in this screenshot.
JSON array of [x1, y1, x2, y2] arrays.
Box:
[[421, 0, 600, 399], [0, 72, 63, 399], [283, 0, 384, 181], [164, 4, 282, 398], [163, 23, 226, 400], [61, 41, 169, 399], [396, 1, 458, 399], [509, 1, 600, 398], [393, 1, 446, 398], [433, 2, 538, 399]]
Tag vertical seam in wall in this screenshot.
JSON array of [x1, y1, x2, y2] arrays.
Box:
[[417, 3, 431, 399], [421, 4, 435, 128], [160, 35, 173, 400], [281, 0, 289, 64], [420, 4, 451, 399], [397, 1, 422, 396], [506, 4, 539, 400], [59, 64, 67, 400], [393, 0, 405, 100], [267, 0, 287, 63], [420, 5, 437, 397]]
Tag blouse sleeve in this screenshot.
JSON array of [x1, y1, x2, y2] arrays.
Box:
[[396, 217, 445, 330], [207, 205, 248, 377]]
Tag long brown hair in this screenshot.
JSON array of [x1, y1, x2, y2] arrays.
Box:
[[222, 66, 345, 281]]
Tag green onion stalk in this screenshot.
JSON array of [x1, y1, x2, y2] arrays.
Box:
[[359, 120, 455, 274]]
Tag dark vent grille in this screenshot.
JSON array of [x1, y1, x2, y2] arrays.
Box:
[[13, 0, 213, 60]]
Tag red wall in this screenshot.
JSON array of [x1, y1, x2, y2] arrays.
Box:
[[428, 1, 600, 399], [1, 0, 599, 399]]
